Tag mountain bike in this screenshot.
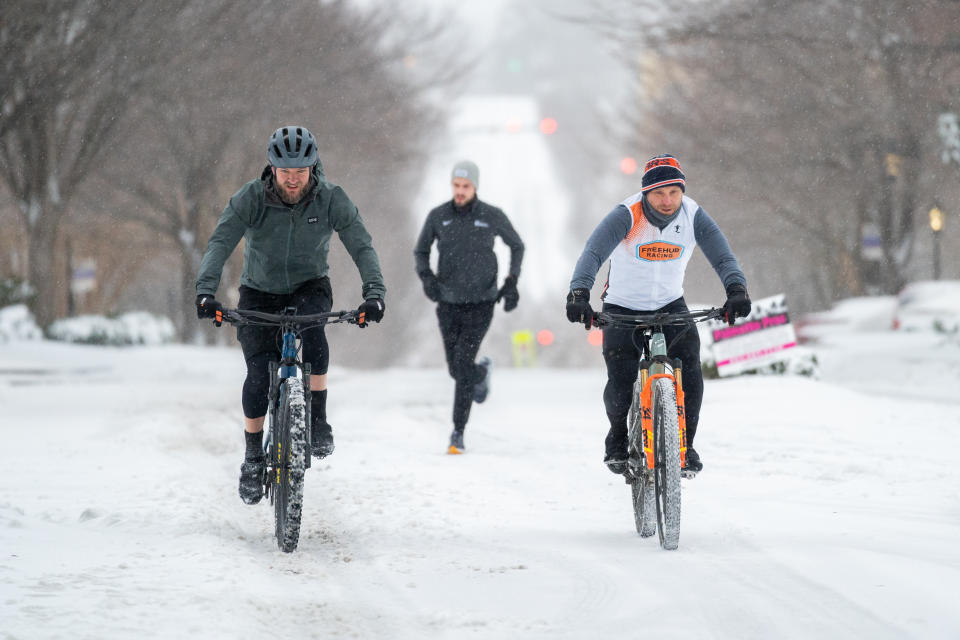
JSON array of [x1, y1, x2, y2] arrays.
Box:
[[594, 306, 725, 550], [218, 307, 359, 553]]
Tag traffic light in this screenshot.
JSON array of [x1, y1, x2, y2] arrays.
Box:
[[588, 329, 602, 346]]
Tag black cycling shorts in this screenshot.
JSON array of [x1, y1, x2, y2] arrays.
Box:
[[236, 277, 333, 375]]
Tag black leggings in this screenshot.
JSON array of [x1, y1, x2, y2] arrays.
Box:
[[601, 297, 704, 447], [436, 301, 494, 431], [237, 278, 333, 419]]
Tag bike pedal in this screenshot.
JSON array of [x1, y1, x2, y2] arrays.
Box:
[[681, 469, 698, 480]]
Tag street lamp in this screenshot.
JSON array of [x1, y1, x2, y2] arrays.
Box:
[[929, 206, 944, 280]]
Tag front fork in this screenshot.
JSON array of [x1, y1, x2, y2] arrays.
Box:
[[265, 360, 280, 501], [636, 360, 688, 471], [674, 358, 688, 469]]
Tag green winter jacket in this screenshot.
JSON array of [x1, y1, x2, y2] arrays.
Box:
[[195, 166, 385, 301]]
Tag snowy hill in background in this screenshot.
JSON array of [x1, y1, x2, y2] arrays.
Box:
[[2, 293, 959, 638]]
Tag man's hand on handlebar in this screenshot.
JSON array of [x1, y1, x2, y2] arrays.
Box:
[[196, 294, 224, 326], [565, 288, 595, 329], [723, 284, 752, 326], [357, 298, 385, 328]]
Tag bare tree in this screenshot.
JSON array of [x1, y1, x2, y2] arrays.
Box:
[[87, 2, 269, 341], [586, 0, 960, 306], [0, 0, 192, 326], [88, 0, 446, 351]]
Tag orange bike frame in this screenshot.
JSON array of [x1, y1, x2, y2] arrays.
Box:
[[638, 370, 688, 470]]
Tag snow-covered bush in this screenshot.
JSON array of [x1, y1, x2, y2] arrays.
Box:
[[46, 312, 175, 346], [0, 278, 34, 308], [0, 304, 43, 342], [115, 312, 177, 345]]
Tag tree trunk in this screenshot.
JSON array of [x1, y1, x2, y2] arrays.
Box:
[[178, 244, 202, 343], [26, 219, 60, 328]]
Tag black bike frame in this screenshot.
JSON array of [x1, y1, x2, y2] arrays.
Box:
[[222, 307, 359, 469]]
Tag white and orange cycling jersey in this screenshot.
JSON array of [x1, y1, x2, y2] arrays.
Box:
[[570, 191, 745, 311], [605, 192, 698, 309]]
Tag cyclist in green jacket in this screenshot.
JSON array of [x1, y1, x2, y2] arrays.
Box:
[[195, 125, 385, 505]]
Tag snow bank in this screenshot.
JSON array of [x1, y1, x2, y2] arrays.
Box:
[[0, 304, 43, 342], [46, 311, 175, 346], [893, 280, 960, 333], [799, 296, 899, 334]]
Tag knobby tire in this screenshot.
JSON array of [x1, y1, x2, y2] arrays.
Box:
[[628, 385, 656, 537], [631, 476, 657, 538], [653, 378, 682, 550], [274, 377, 307, 553]]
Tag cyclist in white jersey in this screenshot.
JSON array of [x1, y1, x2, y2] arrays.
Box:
[[565, 154, 752, 474]]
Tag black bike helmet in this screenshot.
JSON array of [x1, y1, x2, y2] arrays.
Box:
[[267, 126, 318, 168]]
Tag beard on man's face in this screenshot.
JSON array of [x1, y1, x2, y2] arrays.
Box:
[[274, 172, 310, 205], [279, 182, 307, 205]]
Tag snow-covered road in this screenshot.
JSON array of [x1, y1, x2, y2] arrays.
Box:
[[2, 330, 959, 639]]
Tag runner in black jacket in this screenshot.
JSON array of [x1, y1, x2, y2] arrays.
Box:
[[414, 160, 524, 454]]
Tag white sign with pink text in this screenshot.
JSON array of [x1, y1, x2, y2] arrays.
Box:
[[706, 294, 797, 377]]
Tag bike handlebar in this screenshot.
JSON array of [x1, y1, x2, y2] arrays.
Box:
[[218, 308, 360, 329], [593, 307, 726, 329]]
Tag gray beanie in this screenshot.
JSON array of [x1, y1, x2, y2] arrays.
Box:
[[451, 160, 479, 188]]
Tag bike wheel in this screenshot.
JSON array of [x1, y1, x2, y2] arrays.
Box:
[[631, 476, 656, 538], [273, 377, 308, 553], [627, 388, 656, 537], [652, 377, 682, 550]]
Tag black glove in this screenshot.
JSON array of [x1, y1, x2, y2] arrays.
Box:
[[357, 298, 385, 328], [195, 294, 223, 324], [565, 288, 595, 329], [421, 273, 442, 302], [723, 283, 752, 326], [496, 275, 519, 312]]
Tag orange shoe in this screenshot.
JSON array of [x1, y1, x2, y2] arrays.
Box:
[[447, 430, 465, 454]]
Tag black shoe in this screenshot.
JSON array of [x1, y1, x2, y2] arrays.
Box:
[[685, 447, 703, 473], [604, 425, 629, 475], [472, 357, 493, 403], [239, 456, 265, 505], [311, 420, 335, 458], [603, 452, 628, 475], [448, 429, 465, 454]]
